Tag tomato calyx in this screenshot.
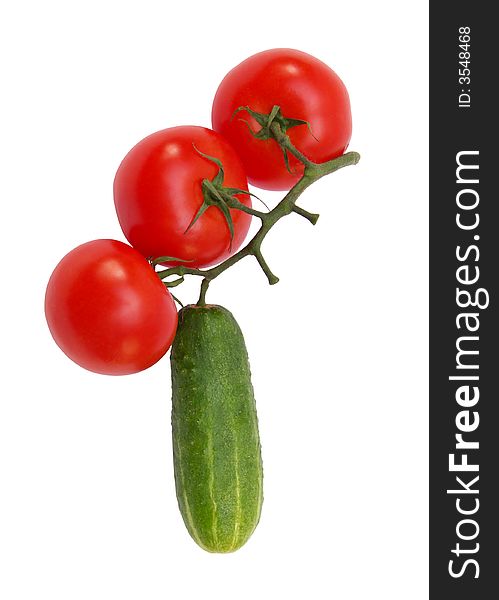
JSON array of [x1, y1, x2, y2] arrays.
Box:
[[185, 146, 259, 247], [146, 256, 192, 293], [149, 255, 193, 266], [233, 105, 317, 173]]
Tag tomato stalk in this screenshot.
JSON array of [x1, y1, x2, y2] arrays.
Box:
[[157, 155, 359, 305], [156, 108, 360, 305]]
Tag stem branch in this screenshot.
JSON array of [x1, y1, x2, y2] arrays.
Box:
[[253, 249, 279, 285], [292, 205, 320, 225]]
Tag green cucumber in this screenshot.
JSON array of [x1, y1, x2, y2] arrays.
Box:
[[171, 304, 263, 553]]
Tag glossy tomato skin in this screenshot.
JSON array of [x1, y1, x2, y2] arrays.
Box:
[[114, 126, 251, 268], [212, 48, 352, 191], [45, 240, 178, 375]]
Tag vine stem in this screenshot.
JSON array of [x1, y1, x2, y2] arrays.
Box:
[[158, 126, 360, 305]]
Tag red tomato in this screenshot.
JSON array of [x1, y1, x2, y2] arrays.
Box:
[[45, 240, 177, 375], [114, 126, 251, 268], [212, 48, 352, 191]]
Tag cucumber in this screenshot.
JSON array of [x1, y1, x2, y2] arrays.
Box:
[[170, 304, 263, 553]]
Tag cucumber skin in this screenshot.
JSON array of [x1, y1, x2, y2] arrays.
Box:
[[171, 304, 263, 553]]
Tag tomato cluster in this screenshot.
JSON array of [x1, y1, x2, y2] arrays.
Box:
[[45, 49, 352, 375]]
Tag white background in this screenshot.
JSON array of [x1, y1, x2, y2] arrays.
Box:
[[0, 1, 428, 598]]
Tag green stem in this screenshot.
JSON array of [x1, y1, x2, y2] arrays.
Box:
[[269, 121, 315, 167], [157, 146, 360, 304], [197, 279, 210, 306], [292, 204, 320, 225], [253, 249, 279, 285]]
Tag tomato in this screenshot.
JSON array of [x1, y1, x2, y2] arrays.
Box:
[[45, 239, 178, 375], [212, 48, 352, 191], [113, 126, 251, 268]]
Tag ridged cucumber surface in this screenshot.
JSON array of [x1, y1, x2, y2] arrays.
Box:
[[171, 304, 263, 553]]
